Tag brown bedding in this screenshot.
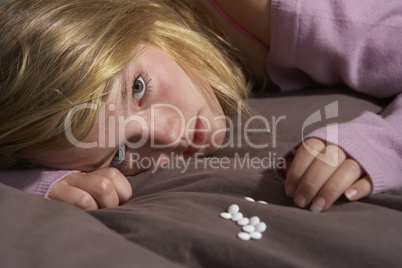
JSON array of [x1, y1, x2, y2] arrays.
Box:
[[1, 88, 401, 267]]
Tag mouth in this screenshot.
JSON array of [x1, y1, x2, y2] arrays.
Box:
[[183, 117, 206, 154]]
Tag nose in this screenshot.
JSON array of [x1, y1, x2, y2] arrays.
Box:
[[150, 111, 184, 150], [124, 105, 187, 152]]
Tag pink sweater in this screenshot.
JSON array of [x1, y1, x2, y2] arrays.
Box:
[[1, 0, 401, 197]]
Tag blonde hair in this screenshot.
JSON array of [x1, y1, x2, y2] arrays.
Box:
[[0, 0, 250, 169]]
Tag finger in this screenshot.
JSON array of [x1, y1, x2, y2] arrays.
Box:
[[68, 173, 119, 208], [309, 158, 363, 213], [282, 153, 294, 177], [49, 181, 99, 210], [293, 145, 346, 208], [344, 174, 372, 201], [285, 138, 326, 197], [93, 168, 132, 204]]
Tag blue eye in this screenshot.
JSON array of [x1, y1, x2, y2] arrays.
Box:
[[110, 145, 125, 167], [132, 71, 152, 105], [132, 76, 146, 101]]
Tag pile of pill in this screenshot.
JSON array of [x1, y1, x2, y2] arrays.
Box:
[[220, 197, 268, 241]]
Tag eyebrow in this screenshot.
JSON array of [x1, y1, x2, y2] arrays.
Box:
[[121, 75, 129, 117]]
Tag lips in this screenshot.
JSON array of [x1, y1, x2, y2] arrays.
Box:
[[183, 118, 206, 154]]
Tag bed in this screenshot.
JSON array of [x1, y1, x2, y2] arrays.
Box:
[[1, 87, 401, 267]]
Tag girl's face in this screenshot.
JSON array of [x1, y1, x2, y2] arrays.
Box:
[[33, 45, 226, 175]]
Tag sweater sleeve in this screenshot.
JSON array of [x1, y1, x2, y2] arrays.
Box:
[[0, 169, 79, 198], [269, 0, 402, 193]]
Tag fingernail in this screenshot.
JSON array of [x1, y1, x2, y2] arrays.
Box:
[[345, 189, 358, 200], [294, 194, 306, 208], [310, 197, 326, 213], [286, 185, 295, 197]]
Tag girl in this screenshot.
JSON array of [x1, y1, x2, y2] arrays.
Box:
[[0, 0, 401, 212]]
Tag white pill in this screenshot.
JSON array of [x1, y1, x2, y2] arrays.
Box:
[[237, 217, 249, 226], [249, 216, 260, 226], [228, 204, 240, 215], [250, 232, 262, 240], [255, 222, 267, 233], [220, 212, 232, 220], [237, 232, 251, 241], [257, 201, 268, 205], [231, 212, 243, 222], [242, 225, 256, 233], [244, 197, 255, 202]]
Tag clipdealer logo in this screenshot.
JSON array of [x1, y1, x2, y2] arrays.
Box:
[[63, 102, 283, 150], [62, 101, 339, 172]]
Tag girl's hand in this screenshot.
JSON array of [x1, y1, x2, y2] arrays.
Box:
[[284, 138, 372, 212], [48, 168, 132, 210]]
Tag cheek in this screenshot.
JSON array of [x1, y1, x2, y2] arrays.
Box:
[[154, 60, 201, 105], [157, 77, 193, 105]]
